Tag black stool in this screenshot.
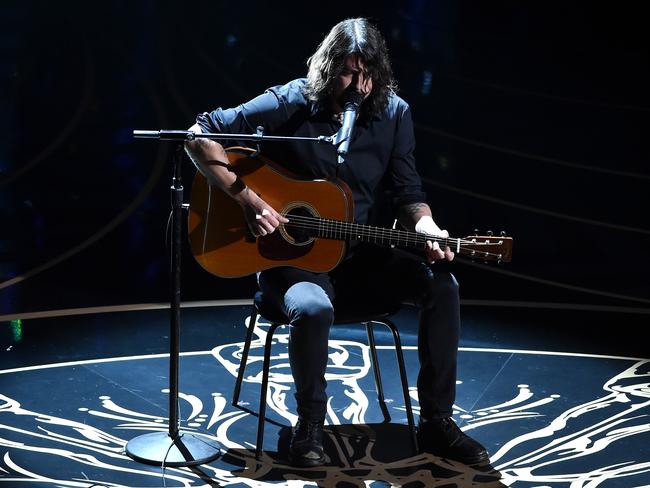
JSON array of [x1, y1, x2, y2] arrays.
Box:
[[232, 292, 418, 460]]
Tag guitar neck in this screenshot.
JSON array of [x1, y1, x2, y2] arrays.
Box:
[[287, 215, 455, 250], [284, 215, 512, 263], [315, 219, 449, 250]]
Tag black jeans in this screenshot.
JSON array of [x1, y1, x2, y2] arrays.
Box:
[[258, 245, 460, 422]]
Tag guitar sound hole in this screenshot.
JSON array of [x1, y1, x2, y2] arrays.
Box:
[[283, 206, 316, 244]]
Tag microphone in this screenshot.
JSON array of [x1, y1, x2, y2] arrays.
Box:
[[335, 90, 364, 160]]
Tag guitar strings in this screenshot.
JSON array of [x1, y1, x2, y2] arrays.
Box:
[[283, 221, 505, 259], [281, 214, 507, 258], [284, 215, 494, 247], [283, 214, 496, 246], [283, 218, 439, 246]]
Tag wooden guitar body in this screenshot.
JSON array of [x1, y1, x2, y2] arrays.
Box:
[[188, 148, 353, 278]]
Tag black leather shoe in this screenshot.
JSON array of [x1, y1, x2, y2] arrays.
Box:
[[418, 417, 489, 465], [288, 418, 326, 467]]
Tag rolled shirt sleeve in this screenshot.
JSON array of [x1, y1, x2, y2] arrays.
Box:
[[388, 102, 427, 208], [195, 88, 286, 144]]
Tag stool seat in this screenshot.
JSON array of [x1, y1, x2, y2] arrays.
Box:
[[234, 291, 418, 461]]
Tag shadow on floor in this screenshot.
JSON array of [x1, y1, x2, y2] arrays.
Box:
[[219, 423, 505, 487]]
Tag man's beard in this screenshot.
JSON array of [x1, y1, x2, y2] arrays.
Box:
[[336, 87, 366, 111]]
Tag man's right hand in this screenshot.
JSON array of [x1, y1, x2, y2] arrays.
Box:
[[233, 188, 288, 237]]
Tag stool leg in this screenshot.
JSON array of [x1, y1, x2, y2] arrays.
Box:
[[256, 323, 279, 460], [232, 306, 258, 407], [384, 319, 419, 454], [366, 322, 391, 422]]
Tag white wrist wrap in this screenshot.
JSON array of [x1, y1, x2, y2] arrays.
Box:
[[415, 216, 438, 235]]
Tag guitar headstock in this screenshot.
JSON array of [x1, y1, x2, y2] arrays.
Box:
[[461, 230, 513, 263]]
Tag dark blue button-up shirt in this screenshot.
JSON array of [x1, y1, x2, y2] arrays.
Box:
[[196, 78, 426, 225]]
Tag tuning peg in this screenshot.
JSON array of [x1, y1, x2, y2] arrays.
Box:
[[500, 230, 506, 237], [487, 230, 493, 236], [473, 228, 479, 236]]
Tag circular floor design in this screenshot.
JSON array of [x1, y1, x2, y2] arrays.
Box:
[[1, 308, 649, 487]]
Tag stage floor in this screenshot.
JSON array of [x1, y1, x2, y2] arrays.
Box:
[[1, 303, 649, 487]]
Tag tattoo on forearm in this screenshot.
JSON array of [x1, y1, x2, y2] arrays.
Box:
[[194, 137, 212, 149], [400, 202, 428, 217]]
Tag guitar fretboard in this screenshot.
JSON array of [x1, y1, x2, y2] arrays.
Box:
[[286, 215, 460, 250], [283, 214, 510, 262], [314, 218, 451, 249]]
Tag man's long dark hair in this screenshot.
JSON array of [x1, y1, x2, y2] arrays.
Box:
[[305, 18, 396, 119]]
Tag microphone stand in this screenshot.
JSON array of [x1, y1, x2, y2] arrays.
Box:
[[126, 128, 334, 467]]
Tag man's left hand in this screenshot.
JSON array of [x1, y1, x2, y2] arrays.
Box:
[[424, 233, 455, 264], [415, 216, 455, 264]]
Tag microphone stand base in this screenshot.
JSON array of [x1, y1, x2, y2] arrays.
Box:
[[125, 431, 222, 467]]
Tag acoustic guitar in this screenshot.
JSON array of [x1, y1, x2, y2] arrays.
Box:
[[188, 148, 512, 278]]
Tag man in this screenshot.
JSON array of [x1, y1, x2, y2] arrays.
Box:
[[185, 18, 489, 467]]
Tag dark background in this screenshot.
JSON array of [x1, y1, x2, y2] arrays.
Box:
[[1, 0, 649, 316]]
